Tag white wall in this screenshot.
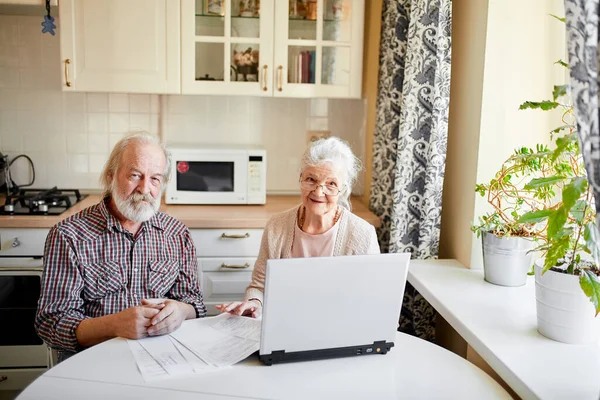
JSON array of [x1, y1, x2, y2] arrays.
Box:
[[440, 0, 567, 268], [164, 95, 366, 193], [469, 0, 567, 269], [0, 15, 366, 194]]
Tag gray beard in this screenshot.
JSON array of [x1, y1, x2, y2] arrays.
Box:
[[110, 180, 160, 223]]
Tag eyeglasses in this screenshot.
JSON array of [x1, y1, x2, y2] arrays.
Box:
[[299, 179, 344, 196]]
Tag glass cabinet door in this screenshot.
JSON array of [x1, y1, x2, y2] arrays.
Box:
[[274, 0, 363, 98], [182, 0, 274, 95]]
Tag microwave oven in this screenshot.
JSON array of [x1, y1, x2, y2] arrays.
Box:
[[165, 148, 266, 205]]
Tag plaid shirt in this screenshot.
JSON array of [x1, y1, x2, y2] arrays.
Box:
[[35, 198, 206, 353]]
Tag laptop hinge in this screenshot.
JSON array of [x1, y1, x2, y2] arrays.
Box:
[[260, 340, 394, 366]]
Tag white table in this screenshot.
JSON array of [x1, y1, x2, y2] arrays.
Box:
[[409, 259, 600, 400], [18, 330, 510, 399]]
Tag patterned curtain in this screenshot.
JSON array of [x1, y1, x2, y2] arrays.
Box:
[[370, 0, 452, 341], [564, 0, 600, 224]]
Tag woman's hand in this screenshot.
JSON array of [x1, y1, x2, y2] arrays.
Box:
[[215, 300, 262, 318]]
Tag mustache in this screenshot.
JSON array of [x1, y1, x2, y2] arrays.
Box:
[[128, 192, 155, 204]]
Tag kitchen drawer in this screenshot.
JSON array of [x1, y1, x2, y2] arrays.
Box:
[[0, 368, 45, 392], [201, 270, 253, 316], [202, 271, 253, 300], [198, 257, 256, 272], [0, 229, 49, 257], [191, 229, 263, 257]]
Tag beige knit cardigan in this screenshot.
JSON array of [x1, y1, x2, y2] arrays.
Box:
[[244, 205, 381, 304]]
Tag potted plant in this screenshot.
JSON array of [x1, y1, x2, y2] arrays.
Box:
[[471, 146, 553, 287], [517, 80, 600, 344]]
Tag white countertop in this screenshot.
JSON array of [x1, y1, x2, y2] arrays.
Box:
[[408, 259, 600, 400], [18, 331, 511, 400]]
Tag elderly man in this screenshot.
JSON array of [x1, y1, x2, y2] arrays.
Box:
[[35, 132, 205, 361]]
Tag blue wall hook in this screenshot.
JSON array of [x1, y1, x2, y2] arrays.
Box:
[[42, 15, 56, 36], [41, 0, 56, 35]]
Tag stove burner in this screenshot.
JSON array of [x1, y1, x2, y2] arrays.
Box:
[[1, 187, 86, 216]]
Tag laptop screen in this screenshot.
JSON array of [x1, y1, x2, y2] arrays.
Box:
[[259, 253, 410, 360]]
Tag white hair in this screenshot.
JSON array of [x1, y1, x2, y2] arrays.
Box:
[[300, 136, 362, 210], [100, 132, 171, 198]]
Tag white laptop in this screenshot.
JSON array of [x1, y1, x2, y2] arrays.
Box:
[[259, 253, 411, 365]]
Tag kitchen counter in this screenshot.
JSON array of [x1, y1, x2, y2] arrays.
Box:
[[0, 195, 381, 229]]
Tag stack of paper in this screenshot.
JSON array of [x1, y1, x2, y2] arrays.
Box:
[[127, 313, 261, 382]]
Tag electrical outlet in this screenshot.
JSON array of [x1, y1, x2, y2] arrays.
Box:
[[306, 130, 330, 145]]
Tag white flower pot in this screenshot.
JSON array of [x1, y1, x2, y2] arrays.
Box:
[[534, 259, 600, 344], [481, 233, 534, 287]]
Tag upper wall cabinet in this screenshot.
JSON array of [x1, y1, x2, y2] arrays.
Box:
[[181, 0, 364, 98], [181, 0, 274, 96], [0, 0, 56, 5], [0, 0, 57, 15], [59, 0, 180, 94]]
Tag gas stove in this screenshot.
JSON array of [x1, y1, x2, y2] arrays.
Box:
[[0, 187, 87, 216]]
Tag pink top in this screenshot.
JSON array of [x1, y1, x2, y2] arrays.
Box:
[[291, 220, 341, 258]]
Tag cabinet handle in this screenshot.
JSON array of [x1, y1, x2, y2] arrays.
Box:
[[0, 376, 7, 384], [0, 266, 43, 272], [277, 65, 283, 91], [220, 233, 250, 239], [64, 59, 71, 87], [12, 237, 20, 248], [220, 263, 250, 269], [262, 65, 268, 91]]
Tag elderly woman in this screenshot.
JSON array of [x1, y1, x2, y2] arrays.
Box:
[[216, 137, 380, 318]]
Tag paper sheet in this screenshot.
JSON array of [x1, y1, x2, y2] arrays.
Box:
[[170, 313, 261, 367], [127, 340, 169, 382], [169, 336, 220, 373], [128, 314, 261, 381], [210, 313, 261, 342], [137, 335, 194, 376], [193, 334, 259, 367]]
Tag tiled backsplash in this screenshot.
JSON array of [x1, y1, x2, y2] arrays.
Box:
[[0, 16, 366, 194]]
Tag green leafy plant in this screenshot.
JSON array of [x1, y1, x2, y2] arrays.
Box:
[[471, 144, 556, 240], [516, 77, 600, 316], [472, 16, 600, 317]]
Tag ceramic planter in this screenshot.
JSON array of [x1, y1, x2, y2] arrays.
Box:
[[481, 232, 534, 287], [534, 259, 600, 344]]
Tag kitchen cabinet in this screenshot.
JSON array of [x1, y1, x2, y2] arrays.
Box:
[[0, 229, 50, 397], [0, 0, 56, 5], [0, 0, 57, 16], [181, 0, 364, 98], [59, 0, 180, 94], [0, 228, 49, 256], [0, 227, 262, 318], [0, 369, 45, 399], [0, 227, 261, 338], [190, 228, 263, 315]]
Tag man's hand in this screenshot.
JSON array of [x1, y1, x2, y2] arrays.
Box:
[[75, 303, 164, 346], [215, 300, 262, 318], [112, 304, 164, 339], [142, 299, 195, 336]]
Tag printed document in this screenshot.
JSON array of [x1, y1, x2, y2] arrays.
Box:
[[128, 313, 261, 381], [170, 313, 261, 367], [127, 340, 169, 382], [137, 335, 194, 376]]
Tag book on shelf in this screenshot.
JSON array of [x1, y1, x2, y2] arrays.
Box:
[[309, 50, 316, 83], [290, 50, 317, 84]]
